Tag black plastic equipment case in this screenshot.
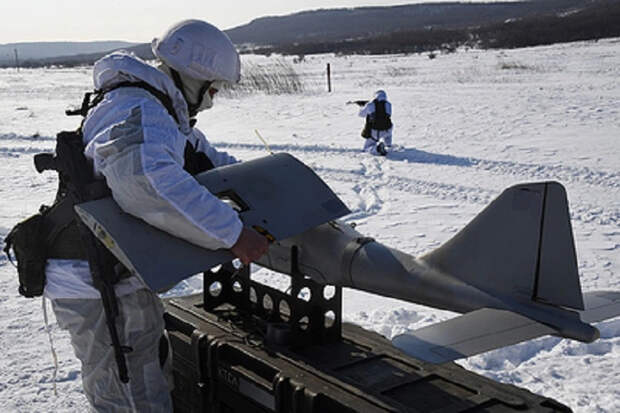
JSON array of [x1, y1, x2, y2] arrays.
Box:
[[163, 294, 571, 413]]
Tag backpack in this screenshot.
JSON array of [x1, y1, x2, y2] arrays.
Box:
[[4, 209, 49, 297], [3, 81, 181, 297], [3, 129, 109, 297]]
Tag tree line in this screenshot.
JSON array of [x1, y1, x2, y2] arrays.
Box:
[[252, 0, 620, 56]]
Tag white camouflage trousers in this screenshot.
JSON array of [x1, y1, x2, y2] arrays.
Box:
[[363, 128, 393, 155], [52, 288, 173, 412]]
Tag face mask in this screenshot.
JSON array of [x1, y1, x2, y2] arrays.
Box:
[[181, 76, 226, 114], [195, 80, 225, 112], [159, 63, 228, 117]]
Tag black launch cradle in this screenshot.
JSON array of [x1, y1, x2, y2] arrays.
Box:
[[163, 256, 572, 412]]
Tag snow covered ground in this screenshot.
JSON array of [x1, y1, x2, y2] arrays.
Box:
[[1, 38, 619, 412]]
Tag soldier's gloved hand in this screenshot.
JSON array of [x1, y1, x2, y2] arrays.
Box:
[[231, 227, 269, 265]]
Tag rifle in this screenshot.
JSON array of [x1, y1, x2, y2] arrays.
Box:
[[34, 81, 182, 382], [35, 130, 132, 383], [346, 100, 369, 107]]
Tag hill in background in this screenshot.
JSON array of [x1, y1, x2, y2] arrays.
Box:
[[258, 0, 620, 56], [0, 41, 137, 66], [2, 0, 619, 68], [225, 0, 591, 47]]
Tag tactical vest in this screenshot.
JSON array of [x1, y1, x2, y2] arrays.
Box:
[[4, 82, 213, 296], [367, 99, 393, 132], [53, 83, 211, 259]]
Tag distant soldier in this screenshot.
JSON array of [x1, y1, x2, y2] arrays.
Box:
[[358, 90, 393, 156]]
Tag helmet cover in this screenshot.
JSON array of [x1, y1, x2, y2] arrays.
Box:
[[152, 20, 240, 84]]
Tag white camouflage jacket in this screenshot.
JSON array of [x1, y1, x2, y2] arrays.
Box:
[[358, 90, 392, 121], [45, 51, 242, 299]]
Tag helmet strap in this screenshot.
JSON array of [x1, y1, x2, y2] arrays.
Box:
[[170, 68, 212, 119], [170, 68, 194, 117]]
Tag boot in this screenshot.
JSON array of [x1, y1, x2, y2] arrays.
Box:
[[376, 142, 387, 156]]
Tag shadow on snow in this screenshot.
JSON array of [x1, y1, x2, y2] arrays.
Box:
[[212, 141, 618, 188], [212, 141, 476, 168]]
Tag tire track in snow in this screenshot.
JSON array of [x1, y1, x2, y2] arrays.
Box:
[[474, 158, 619, 189], [0, 133, 55, 142], [213, 141, 361, 156], [315, 165, 619, 227], [0, 146, 53, 158], [214, 142, 620, 190], [387, 146, 619, 189], [220, 141, 619, 225], [0, 134, 55, 158], [317, 165, 497, 205]]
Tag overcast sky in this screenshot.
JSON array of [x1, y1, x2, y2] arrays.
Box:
[[1, 0, 519, 44]]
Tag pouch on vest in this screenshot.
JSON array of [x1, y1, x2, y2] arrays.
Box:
[[361, 115, 372, 139], [3, 206, 50, 297]]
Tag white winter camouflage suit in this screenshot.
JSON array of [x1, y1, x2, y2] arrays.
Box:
[[44, 51, 242, 412], [358, 90, 393, 155]]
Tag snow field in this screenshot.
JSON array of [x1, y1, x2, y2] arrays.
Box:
[[1, 38, 619, 411]]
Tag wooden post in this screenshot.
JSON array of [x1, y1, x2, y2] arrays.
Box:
[[326, 63, 331, 92], [14, 49, 20, 72]]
